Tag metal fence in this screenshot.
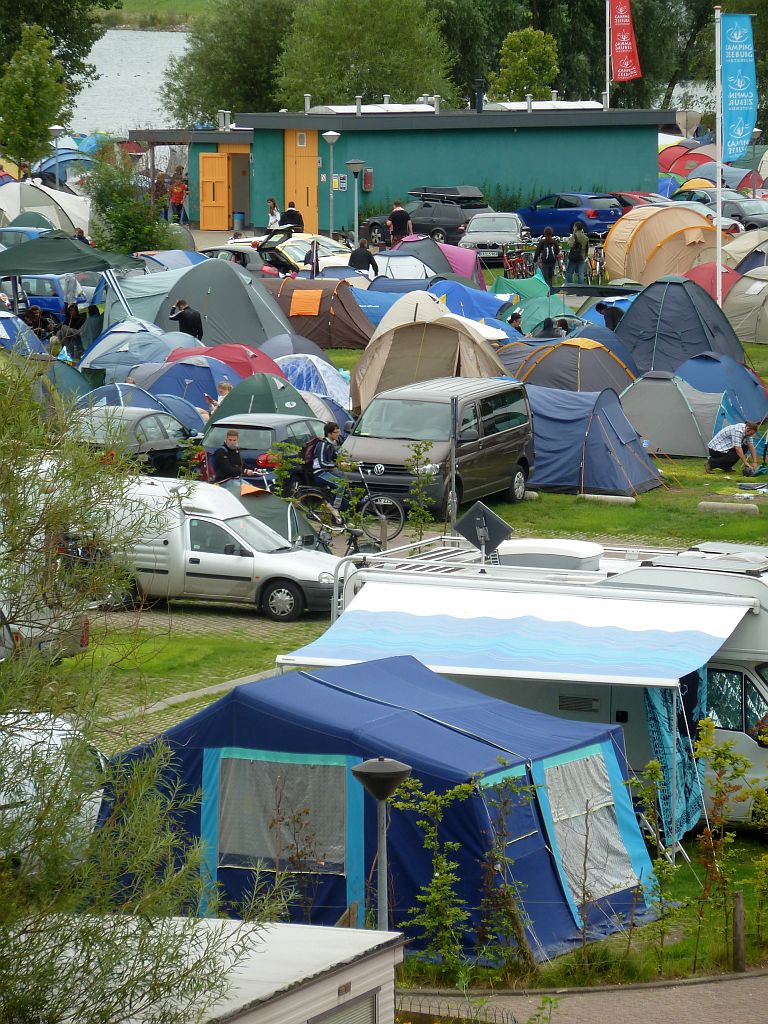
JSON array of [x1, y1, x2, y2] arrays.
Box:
[[395, 992, 518, 1024]]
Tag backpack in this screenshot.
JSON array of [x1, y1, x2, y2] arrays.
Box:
[[542, 242, 557, 263], [300, 436, 322, 466], [569, 237, 584, 262]]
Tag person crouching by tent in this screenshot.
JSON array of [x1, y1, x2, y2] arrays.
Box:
[[533, 228, 560, 291], [706, 421, 760, 475]]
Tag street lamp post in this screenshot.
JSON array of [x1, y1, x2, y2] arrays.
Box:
[[49, 124, 65, 190], [322, 130, 340, 239], [345, 158, 365, 245], [751, 127, 763, 199], [351, 757, 412, 931]]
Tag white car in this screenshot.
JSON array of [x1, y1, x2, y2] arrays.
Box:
[[656, 199, 744, 233]]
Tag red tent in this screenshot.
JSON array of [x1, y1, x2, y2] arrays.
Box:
[[684, 262, 741, 302], [666, 150, 715, 178], [659, 144, 696, 172], [166, 342, 284, 379]]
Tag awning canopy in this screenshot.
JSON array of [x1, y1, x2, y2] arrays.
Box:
[[279, 580, 750, 687], [0, 230, 142, 274]]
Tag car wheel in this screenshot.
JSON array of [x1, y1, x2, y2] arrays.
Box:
[[509, 464, 527, 503], [431, 229, 447, 243], [261, 579, 305, 621], [368, 223, 385, 246]]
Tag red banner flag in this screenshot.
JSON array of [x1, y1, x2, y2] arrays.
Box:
[[610, 0, 642, 82]]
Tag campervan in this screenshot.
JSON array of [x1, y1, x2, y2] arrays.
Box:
[[114, 477, 340, 621], [281, 537, 768, 825]]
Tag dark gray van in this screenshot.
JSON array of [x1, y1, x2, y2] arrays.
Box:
[[340, 378, 534, 516]]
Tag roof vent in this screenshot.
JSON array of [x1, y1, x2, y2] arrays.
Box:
[[551, 89, 558, 103], [217, 110, 231, 131], [383, 94, 391, 105], [356, 95, 362, 116], [304, 93, 311, 115], [525, 93, 533, 113], [433, 94, 441, 115]]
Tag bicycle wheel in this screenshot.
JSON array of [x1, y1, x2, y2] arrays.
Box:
[[297, 489, 338, 528], [358, 494, 405, 542]]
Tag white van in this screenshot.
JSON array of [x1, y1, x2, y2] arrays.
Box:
[[116, 478, 340, 621]]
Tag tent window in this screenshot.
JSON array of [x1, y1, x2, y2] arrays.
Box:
[[218, 758, 346, 873], [602, 405, 637, 445], [290, 289, 323, 317], [544, 753, 639, 903]]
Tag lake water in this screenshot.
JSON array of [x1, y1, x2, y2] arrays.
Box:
[[71, 30, 187, 135]]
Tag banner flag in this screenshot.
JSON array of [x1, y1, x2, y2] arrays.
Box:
[[721, 14, 757, 162], [609, 0, 642, 82]]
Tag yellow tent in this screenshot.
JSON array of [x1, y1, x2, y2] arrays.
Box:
[[604, 205, 717, 286], [680, 176, 717, 189]]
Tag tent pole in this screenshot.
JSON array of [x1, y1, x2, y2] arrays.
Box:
[[715, 6, 724, 309], [104, 268, 133, 318], [670, 686, 678, 864], [10, 275, 20, 315]]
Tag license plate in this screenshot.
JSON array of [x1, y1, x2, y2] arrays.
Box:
[[479, 249, 500, 257]]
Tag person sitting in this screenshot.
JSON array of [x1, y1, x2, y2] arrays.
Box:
[[212, 429, 258, 482], [204, 381, 233, 412], [279, 201, 304, 231], [312, 421, 342, 490], [22, 305, 56, 340], [705, 421, 760, 475]]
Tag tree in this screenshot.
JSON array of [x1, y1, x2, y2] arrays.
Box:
[[488, 27, 559, 101], [275, 0, 458, 110], [162, 0, 297, 127], [0, 361, 283, 1022], [0, 0, 120, 97], [0, 26, 69, 170], [83, 151, 175, 253]]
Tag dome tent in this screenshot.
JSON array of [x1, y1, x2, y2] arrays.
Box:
[[722, 267, 768, 346], [78, 319, 202, 383], [259, 278, 374, 350], [674, 352, 768, 423], [619, 372, 731, 456], [615, 276, 744, 374], [207, 373, 314, 427], [683, 262, 741, 302], [0, 311, 46, 355], [166, 342, 283, 380], [604, 206, 717, 286], [128, 357, 243, 409], [73, 383, 171, 413], [567, 324, 639, 376], [526, 385, 660, 495], [257, 331, 333, 365], [351, 291, 506, 413], [275, 354, 350, 408], [499, 338, 635, 394], [709, 229, 768, 271]]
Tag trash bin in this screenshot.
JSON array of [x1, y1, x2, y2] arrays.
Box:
[[232, 211, 245, 232]]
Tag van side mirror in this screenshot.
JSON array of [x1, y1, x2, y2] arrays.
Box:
[[344, 419, 356, 433], [458, 428, 479, 443]]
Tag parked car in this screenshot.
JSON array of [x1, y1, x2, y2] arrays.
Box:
[[458, 212, 530, 262], [255, 230, 352, 273], [340, 377, 534, 518], [112, 476, 340, 620], [659, 199, 744, 233], [516, 193, 624, 237], [73, 406, 197, 476], [719, 197, 768, 230], [0, 227, 52, 249], [199, 242, 268, 276], [17, 274, 87, 321], [203, 412, 325, 479], [609, 192, 669, 208], [361, 186, 493, 246], [669, 187, 745, 207]]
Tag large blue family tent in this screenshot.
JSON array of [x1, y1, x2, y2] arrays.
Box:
[[128, 356, 242, 409], [427, 279, 515, 321], [118, 656, 655, 960], [527, 386, 661, 495], [674, 352, 768, 423], [615, 276, 744, 373]]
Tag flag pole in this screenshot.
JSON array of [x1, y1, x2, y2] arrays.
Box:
[[605, 0, 611, 108], [715, 5, 723, 309]]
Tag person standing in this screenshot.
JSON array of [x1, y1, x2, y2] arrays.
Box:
[[386, 200, 412, 245], [706, 421, 760, 474], [348, 238, 379, 275], [566, 220, 590, 285], [267, 197, 281, 230], [169, 299, 204, 341], [169, 172, 188, 223], [533, 227, 560, 291], [280, 201, 304, 230]]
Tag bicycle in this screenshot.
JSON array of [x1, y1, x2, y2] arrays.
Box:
[[292, 464, 405, 543], [586, 244, 606, 285], [502, 245, 535, 279]]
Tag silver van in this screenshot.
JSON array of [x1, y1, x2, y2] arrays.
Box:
[[340, 378, 534, 516]]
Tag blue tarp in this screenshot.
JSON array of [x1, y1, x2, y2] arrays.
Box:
[[675, 352, 768, 422], [616, 276, 745, 373], [526, 386, 661, 495], [118, 655, 655, 959]]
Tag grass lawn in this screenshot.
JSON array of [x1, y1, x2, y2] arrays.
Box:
[[101, 0, 208, 26]]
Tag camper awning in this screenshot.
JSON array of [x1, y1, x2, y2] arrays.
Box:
[[279, 581, 751, 687]]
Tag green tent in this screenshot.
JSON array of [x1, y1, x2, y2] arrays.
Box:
[[44, 360, 91, 398], [519, 295, 579, 333], [219, 483, 320, 547], [9, 212, 56, 230], [207, 372, 314, 426], [0, 230, 143, 275], [491, 270, 550, 302]]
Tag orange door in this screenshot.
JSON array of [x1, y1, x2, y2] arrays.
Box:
[[284, 130, 319, 233], [199, 152, 230, 231]]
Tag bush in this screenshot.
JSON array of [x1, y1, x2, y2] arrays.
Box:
[[83, 150, 175, 254]]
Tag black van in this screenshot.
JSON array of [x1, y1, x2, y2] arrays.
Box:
[[341, 378, 534, 517]]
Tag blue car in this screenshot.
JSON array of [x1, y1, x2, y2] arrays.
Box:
[[515, 193, 624, 238], [18, 274, 88, 321], [0, 226, 51, 249]]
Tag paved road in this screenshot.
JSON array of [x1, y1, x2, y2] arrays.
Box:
[[403, 971, 768, 1023]]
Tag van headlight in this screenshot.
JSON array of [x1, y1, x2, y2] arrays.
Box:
[[417, 463, 442, 475], [318, 572, 335, 584]]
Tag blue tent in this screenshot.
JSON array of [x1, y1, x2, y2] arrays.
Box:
[[349, 287, 402, 326], [0, 311, 46, 355], [73, 382, 170, 412], [616, 276, 744, 374], [140, 250, 209, 273], [657, 176, 681, 197], [128, 357, 242, 409], [274, 353, 350, 408], [427, 279, 514, 321], [734, 242, 768, 275], [299, 390, 351, 431], [567, 324, 639, 376], [368, 277, 431, 293], [526, 385, 660, 495], [674, 352, 768, 423], [118, 655, 655, 959], [79, 319, 203, 383], [577, 294, 638, 326], [155, 394, 206, 432]]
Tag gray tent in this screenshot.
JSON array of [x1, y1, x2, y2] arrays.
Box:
[[619, 372, 725, 456], [156, 259, 292, 347], [722, 267, 768, 346], [103, 267, 190, 327]]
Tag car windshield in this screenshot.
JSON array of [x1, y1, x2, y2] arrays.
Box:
[[736, 199, 768, 213], [75, 412, 128, 443], [353, 399, 451, 441], [205, 425, 275, 451], [467, 215, 519, 232], [225, 514, 293, 554]]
